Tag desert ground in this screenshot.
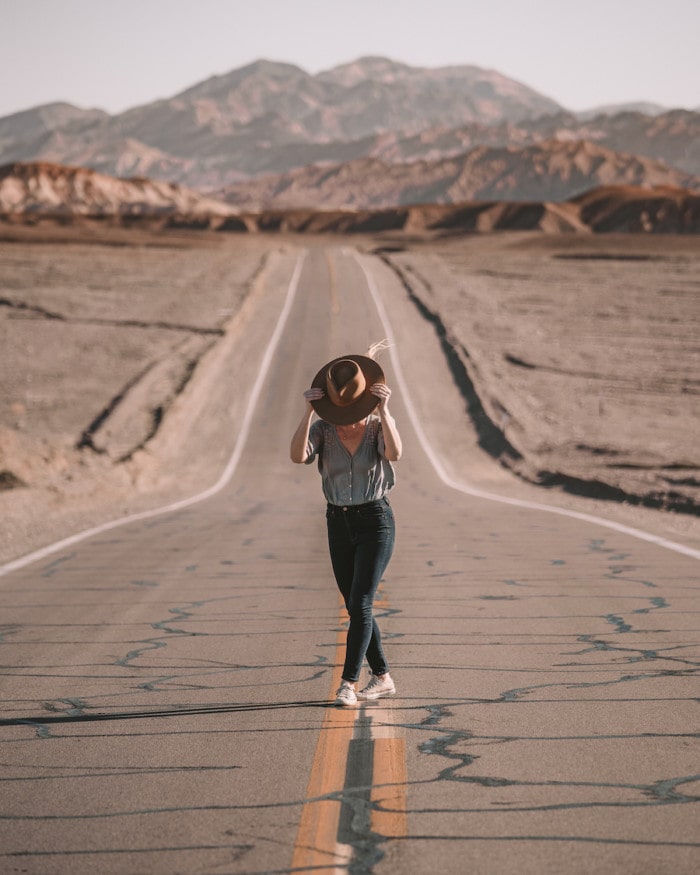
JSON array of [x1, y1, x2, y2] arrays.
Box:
[[1, 225, 698, 565], [378, 232, 700, 511]]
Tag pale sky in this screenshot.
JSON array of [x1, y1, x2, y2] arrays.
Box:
[[2, 0, 698, 118]]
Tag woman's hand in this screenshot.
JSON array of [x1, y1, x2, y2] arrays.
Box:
[[370, 384, 402, 460], [303, 387, 324, 410], [291, 388, 323, 462], [370, 383, 392, 411]]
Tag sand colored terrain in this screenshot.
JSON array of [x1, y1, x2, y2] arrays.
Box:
[[376, 233, 700, 514], [1, 228, 698, 565], [0, 230, 291, 560], [0, 161, 233, 217]]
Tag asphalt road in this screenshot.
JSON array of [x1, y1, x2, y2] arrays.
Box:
[[1, 245, 698, 875]]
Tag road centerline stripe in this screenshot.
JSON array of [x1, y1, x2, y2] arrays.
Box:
[[291, 622, 359, 873], [292, 581, 407, 868]]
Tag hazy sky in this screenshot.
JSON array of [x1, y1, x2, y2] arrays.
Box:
[[2, 0, 698, 118]]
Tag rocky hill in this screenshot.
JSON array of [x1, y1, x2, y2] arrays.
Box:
[[237, 186, 700, 235], [0, 102, 107, 145], [216, 140, 700, 210], [363, 109, 700, 177], [1, 163, 697, 235], [0, 161, 232, 217]]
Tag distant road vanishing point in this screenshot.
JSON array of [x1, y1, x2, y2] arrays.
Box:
[[1, 244, 698, 875]]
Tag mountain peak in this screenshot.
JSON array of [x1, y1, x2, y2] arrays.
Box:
[[0, 102, 107, 140], [175, 59, 309, 103], [317, 56, 414, 85]]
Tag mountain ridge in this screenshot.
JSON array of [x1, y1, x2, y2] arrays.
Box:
[[2, 161, 698, 236], [0, 160, 232, 218], [0, 57, 564, 191], [0, 57, 697, 202], [214, 139, 700, 210]]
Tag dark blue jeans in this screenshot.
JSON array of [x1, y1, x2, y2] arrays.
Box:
[[326, 498, 395, 683]]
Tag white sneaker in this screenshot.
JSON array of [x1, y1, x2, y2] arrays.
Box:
[[335, 681, 357, 706], [358, 673, 396, 700]]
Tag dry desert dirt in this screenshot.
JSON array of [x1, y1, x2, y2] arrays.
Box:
[[1, 225, 698, 563], [377, 232, 699, 510]]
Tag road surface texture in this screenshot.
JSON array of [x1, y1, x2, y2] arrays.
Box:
[[1, 244, 698, 875]]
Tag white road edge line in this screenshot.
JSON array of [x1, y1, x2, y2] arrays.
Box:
[[0, 251, 308, 578], [355, 251, 700, 561]]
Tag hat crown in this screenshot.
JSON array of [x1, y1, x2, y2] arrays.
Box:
[[310, 353, 384, 425], [326, 359, 366, 407]]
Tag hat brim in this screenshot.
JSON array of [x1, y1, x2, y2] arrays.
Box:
[[310, 354, 385, 425]]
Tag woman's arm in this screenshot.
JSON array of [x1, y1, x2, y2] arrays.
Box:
[[371, 384, 402, 461], [290, 388, 323, 463]]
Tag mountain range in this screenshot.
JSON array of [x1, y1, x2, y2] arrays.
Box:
[[213, 140, 700, 210], [0, 57, 698, 208], [2, 162, 697, 237]]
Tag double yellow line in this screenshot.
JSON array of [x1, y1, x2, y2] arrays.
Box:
[[291, 598, 407, 871]]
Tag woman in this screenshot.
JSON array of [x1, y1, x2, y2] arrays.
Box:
[[290, 349, 402, 706]]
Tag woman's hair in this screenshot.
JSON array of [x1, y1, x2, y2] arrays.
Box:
[[367, 339, 391, 360]]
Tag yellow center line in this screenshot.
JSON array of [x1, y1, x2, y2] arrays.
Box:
[[370, 734, 408, 840], [291, 624, 359, 873], [369, 589, 408, 840], [291, 589, 408, 870]]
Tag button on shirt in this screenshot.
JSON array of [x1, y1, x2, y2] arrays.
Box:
[[305, 415, 395, 505]]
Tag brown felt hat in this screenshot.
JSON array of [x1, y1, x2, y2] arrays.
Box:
[[310, 354, 385, 425]]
